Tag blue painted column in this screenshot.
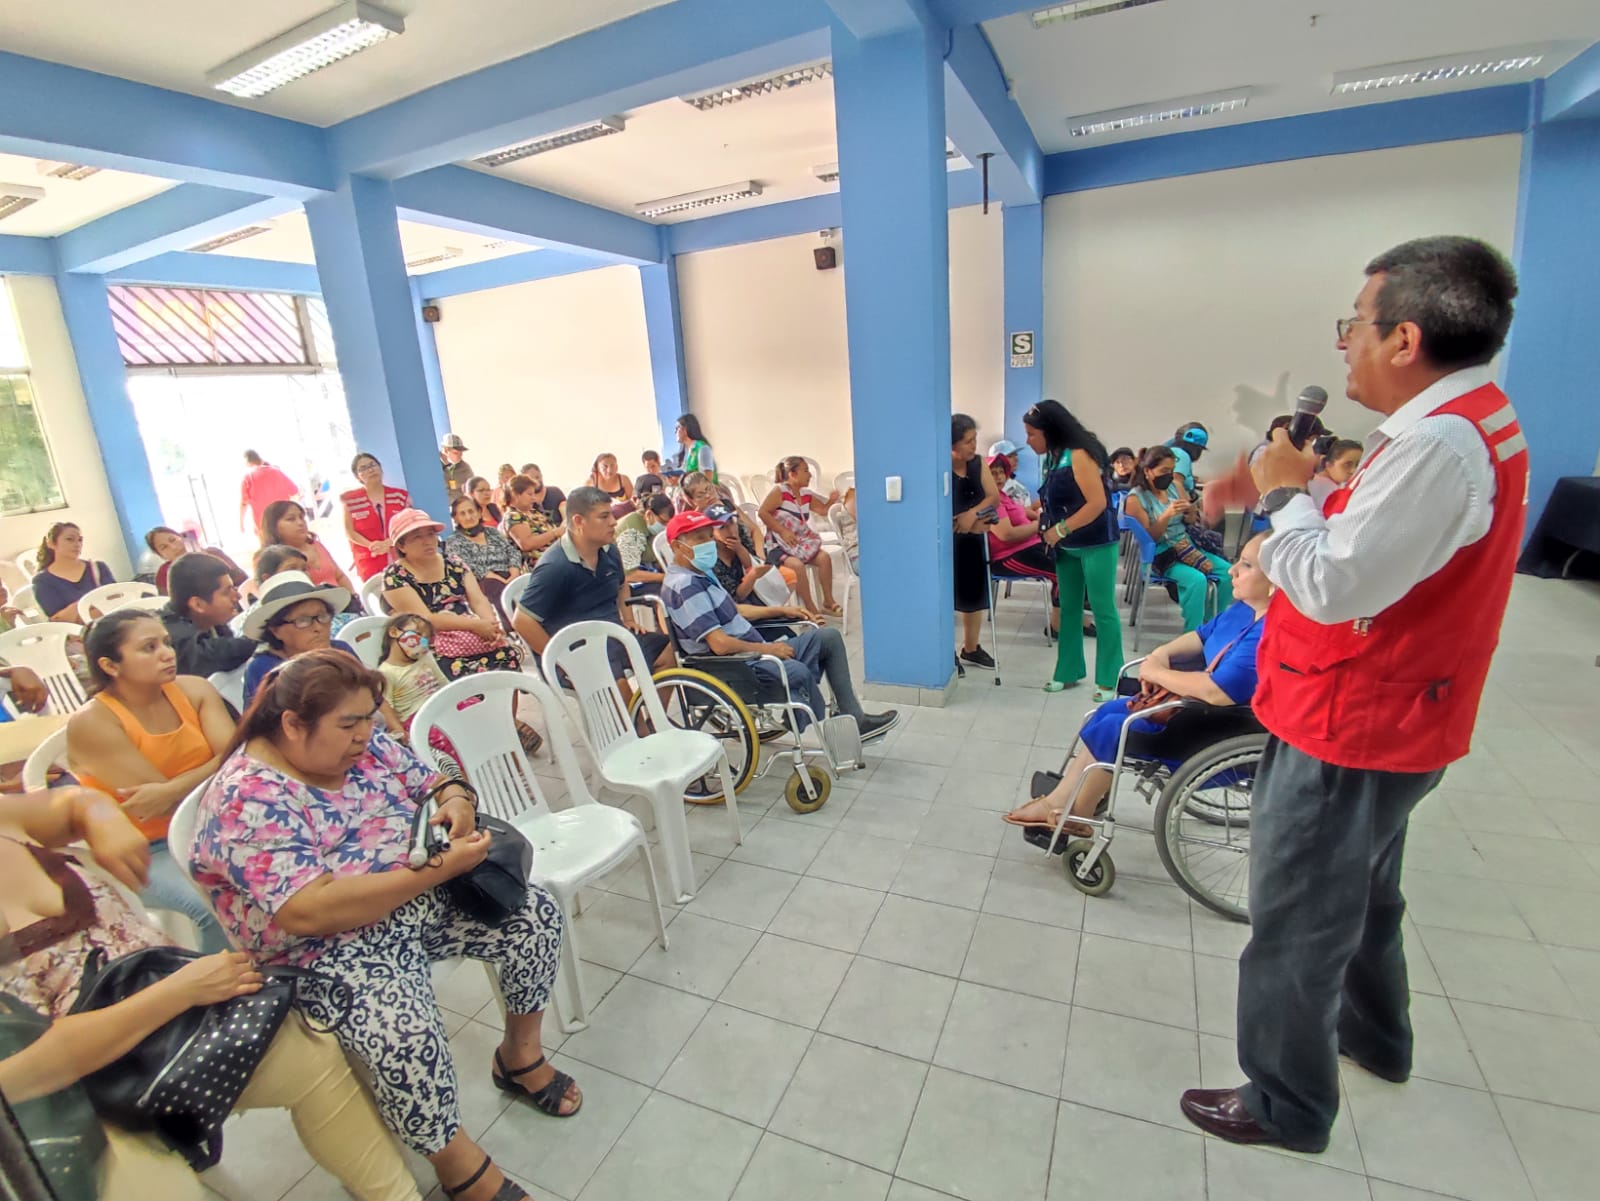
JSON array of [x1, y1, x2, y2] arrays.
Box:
[[53, 273, 163, 559], [639, 259, 688, 453], [304, 176, 449, 519], [833, 16, 954, 694], [1003, 203, 1045, 492], [408, 277, 452, 448], [1503, 115, 1600, 529]]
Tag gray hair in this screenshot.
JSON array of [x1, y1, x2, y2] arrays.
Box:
[[1364, 236, 1517, 370]]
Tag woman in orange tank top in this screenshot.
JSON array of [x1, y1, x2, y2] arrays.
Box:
[[67, 611, 236, 952]]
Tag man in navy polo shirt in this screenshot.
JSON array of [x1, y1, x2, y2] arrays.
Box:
[[513, 486, 674, 678], [660, 509, 897, 741]]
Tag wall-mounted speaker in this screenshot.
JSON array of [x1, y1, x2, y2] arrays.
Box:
[[421, 304, 442, 323], [813, 246, 838, 271]]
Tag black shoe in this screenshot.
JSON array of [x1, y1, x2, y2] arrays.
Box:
[[858, 711, 900, 742], [959, 646, 996, 670], [1337, 1045, 1410, 1084]]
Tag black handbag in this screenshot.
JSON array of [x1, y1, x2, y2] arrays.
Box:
[[68, 947, 350, 1170], [415, 783, 533, 926]]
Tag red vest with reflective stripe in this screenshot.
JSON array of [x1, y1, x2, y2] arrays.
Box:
[[1253, 382, 1528, 773]]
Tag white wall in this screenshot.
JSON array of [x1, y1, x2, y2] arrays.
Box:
[[677, 203, 1005, 487], [1042, 135, 1524, 468], [429, 264, 661, 498], [0, 276, 129, 583]]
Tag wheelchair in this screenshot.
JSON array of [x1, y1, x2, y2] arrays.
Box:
[[622, 597, 868, 814], [1028, 657, 1266, 921]]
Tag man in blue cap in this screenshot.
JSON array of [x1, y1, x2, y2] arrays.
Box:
[[1167, 423, 1209, 493]]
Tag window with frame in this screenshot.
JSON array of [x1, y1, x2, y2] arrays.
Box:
[[0, 279, 67, 517]]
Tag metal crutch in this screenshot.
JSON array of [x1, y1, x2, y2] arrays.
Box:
[[980, 533, 1003, 686]]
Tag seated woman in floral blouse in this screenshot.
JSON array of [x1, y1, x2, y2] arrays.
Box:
[[381, 509, 519, 679], [498, 474, 562, 568], [190, 651, 573, 1201], [443, 494, 523, 622]]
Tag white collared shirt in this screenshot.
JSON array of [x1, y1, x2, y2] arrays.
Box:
[[1260, 365, 1499, 624]]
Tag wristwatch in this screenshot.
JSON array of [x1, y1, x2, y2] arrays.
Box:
[[1260, 486, 1308, 514]]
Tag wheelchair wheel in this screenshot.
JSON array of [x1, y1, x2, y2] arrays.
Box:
[[1062, 839, 1115, 897], [632, 669, 759, 804], [784, 765, 831, 813], [1153, 733, 1265, 922]]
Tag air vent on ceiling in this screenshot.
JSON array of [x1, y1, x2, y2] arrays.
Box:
[[0, 184, 47, 221], [206, 0, 405, 99], [405, 247, 465, 269], [1032, 0, 1165, 28], [681, 62, 831, 110], [1067, 88, 1251, 138], [36, 160, 101, 181], [189, 225, 272, 253], [474, 117, 626, 167], [635, 182, 762, 219], [1331, 47, 1546, 95]]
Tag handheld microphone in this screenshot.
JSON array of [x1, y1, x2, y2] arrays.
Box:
[[1286, 385, 1329, 449]]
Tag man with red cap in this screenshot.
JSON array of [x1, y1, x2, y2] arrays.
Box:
[[660, 509, 898, 742], [1180, 236, 1527, 1155]]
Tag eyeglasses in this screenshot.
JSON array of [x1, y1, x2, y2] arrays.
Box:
[[1335, 317, 1393, 340], [275, 611, 332, 631]]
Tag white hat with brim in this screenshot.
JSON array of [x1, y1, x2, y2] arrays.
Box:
[[242, 571, 351, 640]]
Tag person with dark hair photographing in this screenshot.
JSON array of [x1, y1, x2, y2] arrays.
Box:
[[1024, 399, 1122, 698], [1180, 236, 1528, 1156]]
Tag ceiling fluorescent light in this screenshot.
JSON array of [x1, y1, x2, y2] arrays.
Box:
[[1067, 88, 1252, 138], [474, 117, 626, 168], [812, 148, 964, 184], [207, 1, 404, 99], [189, 226, 272, 253], [36, 160, 101, 181], [0, 183, 47, 221], [635, 181, 762, 219], [405, 247, 465, 269], [681, 62, 831, 111], [1032, 0, 1165, 28], [1331, 47, 1546, 95]]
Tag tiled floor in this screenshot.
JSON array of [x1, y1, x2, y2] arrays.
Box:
[[204, 573, 1600, 1201]]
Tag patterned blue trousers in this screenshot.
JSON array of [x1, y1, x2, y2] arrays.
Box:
[[296, 883, 563, 1155]]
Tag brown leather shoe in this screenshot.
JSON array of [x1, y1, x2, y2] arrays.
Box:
[[1179, 1087, 1329, 1153]]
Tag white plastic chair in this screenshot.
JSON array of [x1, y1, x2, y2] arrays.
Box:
[[21, 725, 67, 791], [158, 781, 236, 950], [340, 615, 388, 668], [119, 595, 171, 614], [414, 672, 668, 1032], [833, 471, 855, 496], [500, 573, 532, 625], [16, 550, 39, 578], [745, 472, 773, 500], [360, 574, 387, 617], [826, 503, 859, 634], [8, 584, 43, 625], [719, 475, 747, 507], [77, 581, 158, 623], [207, 665, 247, 712], [541, 621, 740, 902], [0, 622, 87, 713]]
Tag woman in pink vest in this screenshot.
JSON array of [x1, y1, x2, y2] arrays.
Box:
[[341, 451, 411, 581], [1179, 236, 1528, 1159]]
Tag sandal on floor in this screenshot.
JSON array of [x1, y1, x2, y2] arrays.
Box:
[[514, 720, 544, 758], [493, 1050, 582, 1117], [444, 1153, 529, 1200]]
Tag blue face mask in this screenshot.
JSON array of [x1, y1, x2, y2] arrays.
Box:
[[690, 541, 720, 575]]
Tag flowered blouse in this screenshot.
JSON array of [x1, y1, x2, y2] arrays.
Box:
[[382, 557, 473, 617], [444, 526, 523, 580], [500, 506, 556, 567], [190, 730, 440, 967]]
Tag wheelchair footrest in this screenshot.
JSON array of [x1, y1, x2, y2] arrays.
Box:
[[819, 714, 865, 772]]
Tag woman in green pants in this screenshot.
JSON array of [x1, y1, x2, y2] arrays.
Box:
[[1123, 445, 1232, 632], [1025, 400, 1124, 700]]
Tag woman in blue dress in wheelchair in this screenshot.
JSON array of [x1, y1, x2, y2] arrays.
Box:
[[1002, 532, 1271, 837], [1123, 445, 1233, 631]]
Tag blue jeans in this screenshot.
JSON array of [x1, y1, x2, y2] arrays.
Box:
[[751, 626, 866, 731], [142, 842, 230, 953]]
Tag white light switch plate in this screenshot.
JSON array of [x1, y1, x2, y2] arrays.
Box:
[[886, 476, 902, 502]]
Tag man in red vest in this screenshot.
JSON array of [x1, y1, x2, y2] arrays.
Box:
[[1180, 236, 1527, 1153]]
